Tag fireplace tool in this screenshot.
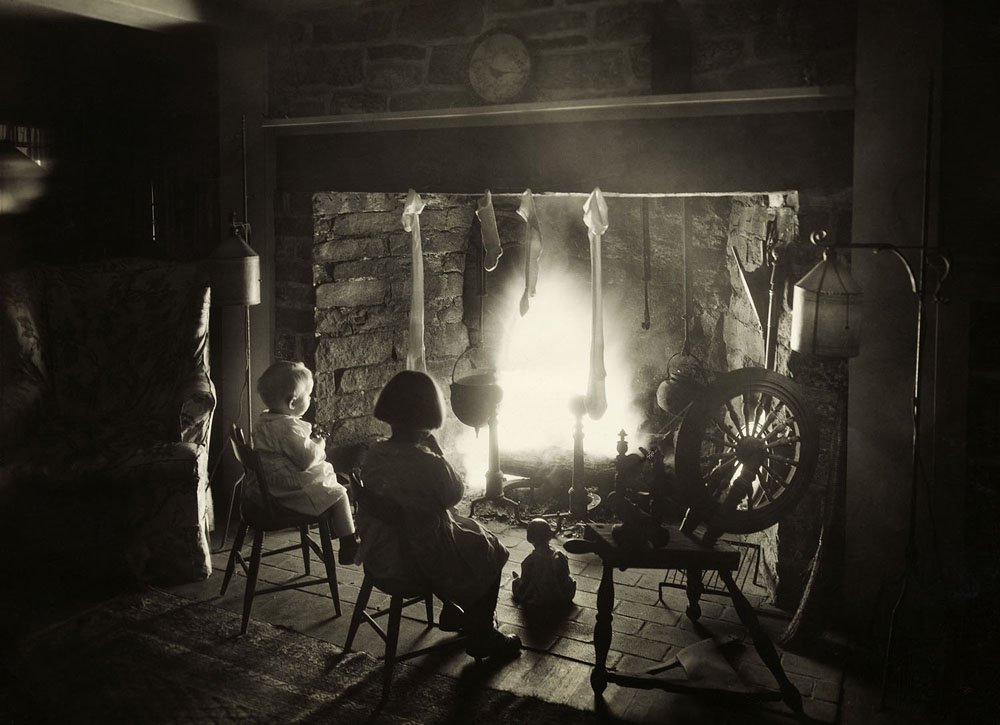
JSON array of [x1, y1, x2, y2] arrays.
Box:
[[450, 346, 524, 521]]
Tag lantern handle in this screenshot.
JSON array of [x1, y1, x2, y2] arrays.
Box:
[[808, 229, 939, 298]]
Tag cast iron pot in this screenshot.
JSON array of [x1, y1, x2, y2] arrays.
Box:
[[450, 347, 503, 430]]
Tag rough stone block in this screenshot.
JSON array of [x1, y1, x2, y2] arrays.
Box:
[[425, 322, 469, 359], [275, 306, 315, 335], [316, 332, 394, 371], [316, 278, 388, 308], [333, 257, 400, 281], [366, 61, 424, 91], [629, 41, 651, 83], [317, 389, 379, 420], [339, 362, 401, 393], [329, 415, 389, 445], [390, 89, 477, 111], [489, 0, 554, 11], [490, 10, 588, 37], [594, 3, 656, 41], [528, 34, 589, 50], [687, 2, 774, 33], [292, 47, 365, 86], [442, 252, 467, 273], [367, 44, 427, 62], [396, 0, 484, 41], [275, 214, 314, 237], [315, 192, 401, 217], [326, 91, 388, 115], [423, 231, 472, 254], [313, 263, 334, 285], [420, 206, 476, 233], [333, 211, 404, 236], [313, 236, 389, 263], [693, 35, 746, 73], [310, 9, 394, 44], [534, 49, 627, 90], [275, 281, 314, 310], [428, 43, 472, 86]]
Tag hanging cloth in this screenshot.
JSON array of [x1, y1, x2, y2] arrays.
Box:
[[516, 188, 543, 316], [583, 188, 609, 420], [401, 189, 427, 373], [476, 190, 503, 272]]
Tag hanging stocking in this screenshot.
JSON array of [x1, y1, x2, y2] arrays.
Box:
[[476, 190, 503, 272], [583, 188, 608, 420], [516, 188, 543, 316], [401, 189, 427, 373]]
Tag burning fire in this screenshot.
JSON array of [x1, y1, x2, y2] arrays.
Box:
[[454, 273, 643, 492]]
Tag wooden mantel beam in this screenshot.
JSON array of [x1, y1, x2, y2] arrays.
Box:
[[0, 0, 210, 30]]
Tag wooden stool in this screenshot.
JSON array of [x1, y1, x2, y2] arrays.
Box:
[[344, 570, 465, 694]]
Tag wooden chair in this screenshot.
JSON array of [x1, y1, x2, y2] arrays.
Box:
[[219, 425, 341, 634], [342, 472, 465, 694]]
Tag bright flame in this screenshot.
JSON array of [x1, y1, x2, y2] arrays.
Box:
[[455, 273, 643, 490]]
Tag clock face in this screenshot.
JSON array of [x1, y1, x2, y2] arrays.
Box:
[[468, 31, 531, 104]]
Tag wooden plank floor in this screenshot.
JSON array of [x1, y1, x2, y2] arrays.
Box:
[[168, 518, 844, 724]]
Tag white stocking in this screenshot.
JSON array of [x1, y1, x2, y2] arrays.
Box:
[[401, 189, 427, 373], [583, 188, 608, 420]]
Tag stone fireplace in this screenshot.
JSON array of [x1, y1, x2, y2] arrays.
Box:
[[310, 190, 794, 471], [297, 186, 849, 611]]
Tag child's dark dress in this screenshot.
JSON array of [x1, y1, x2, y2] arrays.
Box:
[[358, 438, 508, 607]]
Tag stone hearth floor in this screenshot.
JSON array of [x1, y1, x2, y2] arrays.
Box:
[[165, 506, 850, 725]]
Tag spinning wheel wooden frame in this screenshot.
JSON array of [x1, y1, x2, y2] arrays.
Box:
[[674, 368, 819, 535]]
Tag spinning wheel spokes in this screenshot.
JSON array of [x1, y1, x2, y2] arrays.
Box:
[[675, 368, 819, 535]]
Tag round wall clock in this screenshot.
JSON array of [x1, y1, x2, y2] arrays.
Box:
[[468, 30, 532, 104]]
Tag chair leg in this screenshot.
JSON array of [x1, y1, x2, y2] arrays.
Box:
[[425, 596, 434, 625], [383, 595, 403, 694], [240, 530, 265, 635], [300, 526, 311, 576], [318, 519, 341, 617], [344, 574, 374, 651], [220, 521, 249, 596]]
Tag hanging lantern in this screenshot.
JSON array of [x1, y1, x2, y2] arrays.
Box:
[[210, 223, 260, 307], [790, 249, 863, 358]]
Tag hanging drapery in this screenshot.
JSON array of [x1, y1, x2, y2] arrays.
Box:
[[476, 190, 503, 272], [583, 187, 608, 420], [401, 188, 427, 372], [517, 188, 543, 316]]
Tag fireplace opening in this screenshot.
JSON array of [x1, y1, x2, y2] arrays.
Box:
[[312, 190, 796, 486], [309, 188, 846, 610]]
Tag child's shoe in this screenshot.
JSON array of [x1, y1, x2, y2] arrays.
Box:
[[465, 629, 521, 662], [438, 602, 465, 632], [337, 534, 361, 566]]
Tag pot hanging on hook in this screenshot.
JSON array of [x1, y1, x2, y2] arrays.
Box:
[[656, 197, 708, 416]]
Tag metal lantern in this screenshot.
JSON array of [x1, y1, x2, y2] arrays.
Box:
[[790, 249, 863, 358], [210, 231, 260, 307]]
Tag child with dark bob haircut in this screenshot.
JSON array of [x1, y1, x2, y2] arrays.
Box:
[[359, 370, 521, 661]]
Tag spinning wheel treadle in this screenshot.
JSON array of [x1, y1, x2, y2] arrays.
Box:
[[674, 368, 819, 535]]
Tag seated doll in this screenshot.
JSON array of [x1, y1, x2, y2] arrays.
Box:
[[511, 519, 577, 611]]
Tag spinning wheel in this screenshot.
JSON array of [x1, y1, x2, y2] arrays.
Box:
[[674, 368, 819, 536]]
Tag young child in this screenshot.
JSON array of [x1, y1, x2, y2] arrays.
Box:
[[359, 370, 521, 662], [511, 519, 577, 612], [253, 360, 360, 565]]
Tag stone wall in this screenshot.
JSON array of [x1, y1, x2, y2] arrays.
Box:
[[267, 0, 856, 117]]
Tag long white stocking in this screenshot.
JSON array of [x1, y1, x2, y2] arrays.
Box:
[[476, 190, 503, 272], [583, 188, 608, 420], [516, 188, 543, 316], [401, 189, 427, 373]]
